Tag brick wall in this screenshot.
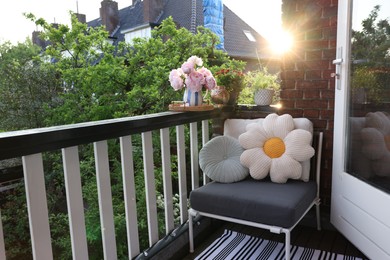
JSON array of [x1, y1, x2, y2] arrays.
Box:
[[280, 0, 338, 209]]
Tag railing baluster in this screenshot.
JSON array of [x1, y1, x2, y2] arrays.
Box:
[[94, 141, 117, 259], [202, 120, 209, 146], [190, 122, 199, 190], [62, 146, 89, 260], [142, 132, 159, 246], [160, 128, 174, 234], [0, 111, 226, 257], [119, 136, 140, 258], [0, 209, 6, 260], [22, 153, 53, 260], [202, 120, 210, 185], [176, 125, 188, 223]]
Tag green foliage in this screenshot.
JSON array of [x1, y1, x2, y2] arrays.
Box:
[[351, 5, 390, 103], [352, 66, 378, 89], [0, 185, 31, 259], [243, 67, 279, 91], [352, 5, 390, 64], [237, 86, 255, 104], [26, 12, 130, 125], [0, 40, 60, 131], [1, 13, 244, 259], [212, 60, 246, 93]]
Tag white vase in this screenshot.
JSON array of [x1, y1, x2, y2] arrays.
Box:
[[183, 89, 203, 106], [254, 89, 274, 106]]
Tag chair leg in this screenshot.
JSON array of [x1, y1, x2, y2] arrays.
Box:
[[316, 202, 321, 231], [285, 230, 291, 260], [188, 209, 194, 253]]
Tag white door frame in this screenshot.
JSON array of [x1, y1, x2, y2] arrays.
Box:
[[331, 0, 390, 259]]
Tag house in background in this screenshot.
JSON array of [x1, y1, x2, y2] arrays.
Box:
[[85, 0, 278, 71]]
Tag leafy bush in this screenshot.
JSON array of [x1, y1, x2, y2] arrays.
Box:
[[1, 14, 246, 259]]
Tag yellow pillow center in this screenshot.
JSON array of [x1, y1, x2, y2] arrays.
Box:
[[264, 137, 285, 158]]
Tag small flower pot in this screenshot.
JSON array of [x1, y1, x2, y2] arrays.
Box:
[[254, 89, 274, 106], [211, 86, 230, 105]]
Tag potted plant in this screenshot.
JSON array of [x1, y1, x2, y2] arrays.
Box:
[[244, 68, 279, 106], [211, 60, 245, 105], [169, 56, 217, 106]]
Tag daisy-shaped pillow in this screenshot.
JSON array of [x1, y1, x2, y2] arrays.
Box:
[[239, 113, 315, 183]]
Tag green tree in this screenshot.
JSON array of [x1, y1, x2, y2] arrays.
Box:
[[0, 40, 60, 131], [1, 13, 246, 259], [351, 5, 390, 103], [26, 12, 129, 125], [352, 5, 390, 64]]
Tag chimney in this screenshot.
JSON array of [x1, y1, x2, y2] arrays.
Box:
[[32, 31, 47, 49], [143, 0, 164, 23], [100, 0, 119, 34], [75, 13, 86, 24]]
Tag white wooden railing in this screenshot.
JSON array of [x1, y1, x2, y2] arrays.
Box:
[[0, 110, 229, 259]]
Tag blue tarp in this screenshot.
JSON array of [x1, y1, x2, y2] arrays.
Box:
[[203, 0, 224, 50]]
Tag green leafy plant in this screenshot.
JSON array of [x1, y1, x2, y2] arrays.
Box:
[[213, 59, 245, 93], [244, 67, 279, 91], [1, 13, 245, 259]]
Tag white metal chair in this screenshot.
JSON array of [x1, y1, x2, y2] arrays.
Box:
[[188, 118, 323, 260]]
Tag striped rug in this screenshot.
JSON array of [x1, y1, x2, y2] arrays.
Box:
[[195, 230, 365, 260]]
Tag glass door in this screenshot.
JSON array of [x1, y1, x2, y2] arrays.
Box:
[[331, 0, 390, 258]]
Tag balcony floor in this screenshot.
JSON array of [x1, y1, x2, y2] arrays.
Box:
[[182, 210, 368, 259]]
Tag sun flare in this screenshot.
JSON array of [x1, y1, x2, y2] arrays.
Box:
[[268, 30, 294, 55]]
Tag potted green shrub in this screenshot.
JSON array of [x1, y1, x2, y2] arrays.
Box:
[[212, 60, 246, 105], [244, 68, 280, 106]]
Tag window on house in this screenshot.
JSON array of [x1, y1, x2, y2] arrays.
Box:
[[243, 30, 256, 42]]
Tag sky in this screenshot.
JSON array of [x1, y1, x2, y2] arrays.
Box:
[[352, 0, 390, 30], [1, 0, 388, 49], [0, 0, 283, 45]]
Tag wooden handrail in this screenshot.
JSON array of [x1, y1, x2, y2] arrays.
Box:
[[0, 109, 232, 160]]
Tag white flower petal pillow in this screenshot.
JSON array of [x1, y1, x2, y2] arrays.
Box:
[[199, 136, 249, 183], [239, 113, 315, 183]]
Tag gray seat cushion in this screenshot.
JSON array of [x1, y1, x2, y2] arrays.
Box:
[[190, 178, 317, 228]]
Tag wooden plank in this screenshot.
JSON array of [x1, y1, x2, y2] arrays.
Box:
[[94, 141, 117, 259], [142, 132, 159, 246], [201, 120, 210, 185], [316, 230, 337, 252], [120, 136, 140, 258], [62, 146, 89, 260], [190, 122, 199, 190], [160, 128, 174, 234], [0, 110, 228, 161], [0, 209, 6, 260], [23, 153, 53, 259], [176, 125, 188, 223], [201, 120, 209, 146]]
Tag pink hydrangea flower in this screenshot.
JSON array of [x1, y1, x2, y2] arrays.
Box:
[[204, 75, 217, 90], [198, 67, 212, 77], [187, 55, 203, 67], [169, 69, 184, 90], [169, 55, 216, 93], [185, 71, 205, 92], [181, 61, 195, 74]]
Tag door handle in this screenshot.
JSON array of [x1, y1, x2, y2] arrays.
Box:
[[332, 47, 343, 90], [332, 58, 343, 65]]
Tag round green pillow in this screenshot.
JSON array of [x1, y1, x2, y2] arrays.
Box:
[[199, 136, 249, 183]]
